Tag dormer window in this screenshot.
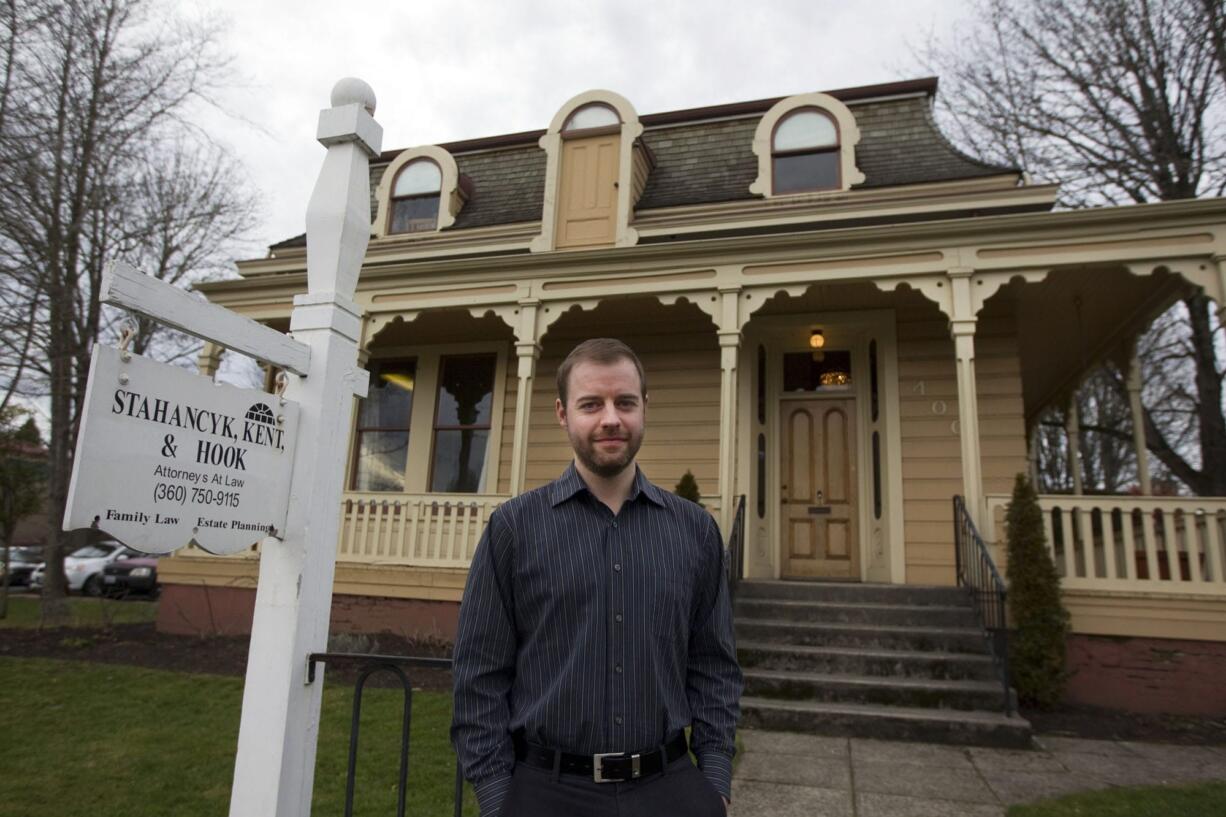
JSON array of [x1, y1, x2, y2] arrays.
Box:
[[772, 109, 840, 193], [563, 103, 620, 132], [750, 92, 865, 198], [390, 159, 441, 233]]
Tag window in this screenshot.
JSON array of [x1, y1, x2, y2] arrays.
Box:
[[430, 354, 497, 493], [389, 159, 441, 234], [352, 359, 416, 491], [562, 103, 620, 133], [772, 109, 839, 194], [783, 350, 852, 392]]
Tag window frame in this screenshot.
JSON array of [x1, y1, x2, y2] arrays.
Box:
[[349, 357, 418, 491], [388, 159, 442, 235], [427, 352, 499, 494], [372, 145, 466, 238], [748, 92, 865, 199], [770, 107, 842, 194]]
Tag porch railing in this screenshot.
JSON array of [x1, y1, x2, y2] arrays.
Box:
[[725, 495, 746, 599], [337, 492, 507, 568], [953, 495, 1013, 715], [984, 493, 1226, 596]]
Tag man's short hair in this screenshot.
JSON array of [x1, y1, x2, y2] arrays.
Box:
[[556, 338, 647, 406]]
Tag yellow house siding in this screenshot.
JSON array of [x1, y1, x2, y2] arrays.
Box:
[[897, 302, 1027, 585]]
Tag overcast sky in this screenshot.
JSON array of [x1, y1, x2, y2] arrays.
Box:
[[195, 0, 970, 256]]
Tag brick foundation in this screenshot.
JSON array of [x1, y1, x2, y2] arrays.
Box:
[[1064, 633, 1226, 716], [157, 583, 461, 642]]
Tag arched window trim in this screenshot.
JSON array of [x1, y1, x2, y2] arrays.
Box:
[[374, 145, 466, 237], [530, 90, 644, 253], [750, 93, 864, 198]]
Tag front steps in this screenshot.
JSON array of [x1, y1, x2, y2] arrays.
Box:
[[735, 580, 1033, 748]]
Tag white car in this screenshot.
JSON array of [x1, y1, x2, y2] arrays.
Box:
[[29, 541, 141, 596]]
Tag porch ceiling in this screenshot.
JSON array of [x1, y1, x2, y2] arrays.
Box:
[[1002, 265, 1190, 421]]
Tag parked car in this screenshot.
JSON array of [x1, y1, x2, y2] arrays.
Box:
[[102, 554, 159, 597], [1, 546, 44, 587], [29, 541, 141, 596]]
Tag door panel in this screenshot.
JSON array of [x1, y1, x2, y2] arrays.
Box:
[[556, 134, 618, 248], [781, 398, 859, 580]]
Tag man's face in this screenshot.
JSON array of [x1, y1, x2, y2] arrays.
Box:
[[556, 358, 646, 479]]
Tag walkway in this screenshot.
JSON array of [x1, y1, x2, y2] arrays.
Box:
[[728, 728, 1226, 816]]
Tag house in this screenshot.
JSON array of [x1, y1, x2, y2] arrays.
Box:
[[158, 77, 1226, 719]]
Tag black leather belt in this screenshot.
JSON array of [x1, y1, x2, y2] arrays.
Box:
[[514, 732, 689, 783]]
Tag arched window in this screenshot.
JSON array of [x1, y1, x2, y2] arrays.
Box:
[[772, 108, 840, 194], [562, 103, 620, 133], [389, 159, 441, 234]]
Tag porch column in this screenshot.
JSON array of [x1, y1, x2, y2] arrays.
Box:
[[951, 320, 985, 526], [197, 341, 223, 378], [1125, 344, 1152, 495], [510, 301, 541, 496], [1065, 397, 1085, 495], [716, 285, 742, 537]]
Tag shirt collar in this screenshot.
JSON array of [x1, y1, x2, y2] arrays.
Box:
[[549, 462, 667, 508]]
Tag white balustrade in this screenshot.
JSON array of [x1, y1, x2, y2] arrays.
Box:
[[985, 493, 1226, 596], [337, 492, 506, 568]]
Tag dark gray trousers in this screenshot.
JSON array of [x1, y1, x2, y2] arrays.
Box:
[[501, 753, 726, 817]]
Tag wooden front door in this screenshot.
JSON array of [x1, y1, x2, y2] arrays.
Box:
[[555, 133, 619, 248], [780, 398, 859, 580]]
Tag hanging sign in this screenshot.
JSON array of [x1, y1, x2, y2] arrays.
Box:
[[64, 344, 299, 555]]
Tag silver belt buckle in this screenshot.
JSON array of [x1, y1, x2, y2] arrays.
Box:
[[592, 752, 641, 783]]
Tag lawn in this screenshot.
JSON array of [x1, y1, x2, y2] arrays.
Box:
[[0, 657, 478, 817], [1008, 781, 1226, 816], [0, 595, 159, 629]]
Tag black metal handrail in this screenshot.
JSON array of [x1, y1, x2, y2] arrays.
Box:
[[726, 495, 746, 599], [307, 652, 462, 817], [952, 496, 1014, 715]]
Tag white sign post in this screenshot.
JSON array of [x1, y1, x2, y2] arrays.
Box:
[[62, 78, 381, 817]]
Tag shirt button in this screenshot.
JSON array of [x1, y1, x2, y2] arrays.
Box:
[[614, 664, 622, 673], [612, 520, 618, 528], [615, 613, 623, 623], [614, 716, 623, 725], [613, 563, 621, 572]]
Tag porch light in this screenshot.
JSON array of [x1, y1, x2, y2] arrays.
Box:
[[809, 329, 825, 349]]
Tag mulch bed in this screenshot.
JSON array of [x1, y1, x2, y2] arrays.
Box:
[[0, 622, 455, 692], [3, 622, 1224, 745]]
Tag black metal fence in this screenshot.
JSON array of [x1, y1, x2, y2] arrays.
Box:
[[952, 496, 1014, 715], [307, 652, 463, 817]]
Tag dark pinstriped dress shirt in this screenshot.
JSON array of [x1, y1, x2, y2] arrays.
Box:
[[451, 464, 742, 816]]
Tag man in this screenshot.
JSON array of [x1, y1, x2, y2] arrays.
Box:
[[451, 338, 742, 817]]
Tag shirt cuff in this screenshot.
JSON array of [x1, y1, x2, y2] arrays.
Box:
[[696, 750, 733, 801], [474, 772, 513, 817]]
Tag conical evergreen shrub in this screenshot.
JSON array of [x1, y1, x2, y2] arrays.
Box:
[[674, 471, 702, 506], [1005, 473, 1070, 708]]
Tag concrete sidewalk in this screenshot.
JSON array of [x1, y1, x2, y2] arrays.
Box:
[[728, 729, 1226, 816]]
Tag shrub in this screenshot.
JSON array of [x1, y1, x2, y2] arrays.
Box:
[[674, 471, 702, 505], [1005, 473, 1070, 708]]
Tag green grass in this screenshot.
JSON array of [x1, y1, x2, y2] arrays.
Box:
[[1008, 781, 1226, 816], [0, 657, 478, 817], [0, 595, 159, 629]]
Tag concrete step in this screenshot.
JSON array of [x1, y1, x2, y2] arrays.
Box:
[[742, 668, 1008, 711], [738, 641, 998, 681], [734, 618, 990, 654], [739, 696, 1033, 749], [735, 598, 979, 628], [737, 580, 969, 607]]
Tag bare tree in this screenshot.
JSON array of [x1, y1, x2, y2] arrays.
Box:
[[920, 0, 1226, 496], [0, 0, 256, 620]]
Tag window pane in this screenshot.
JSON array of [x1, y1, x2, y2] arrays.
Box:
[[354, 431, 409, 492], [393, 160, 441, 196], [359, 361, 416, 428], [390, 195, 440, 233], [563, 103, 619, 131], [773, 110, 837, 151], [774, 151, 839, 193], [783, 350, 852, 392], [430, 429, 490, 493], [436, 355, 495, 427]]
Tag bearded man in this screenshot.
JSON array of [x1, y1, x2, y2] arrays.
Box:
[[451, 337, 742, 817]]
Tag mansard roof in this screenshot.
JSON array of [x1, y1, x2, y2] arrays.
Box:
[[269, 77, 1016, 251]]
